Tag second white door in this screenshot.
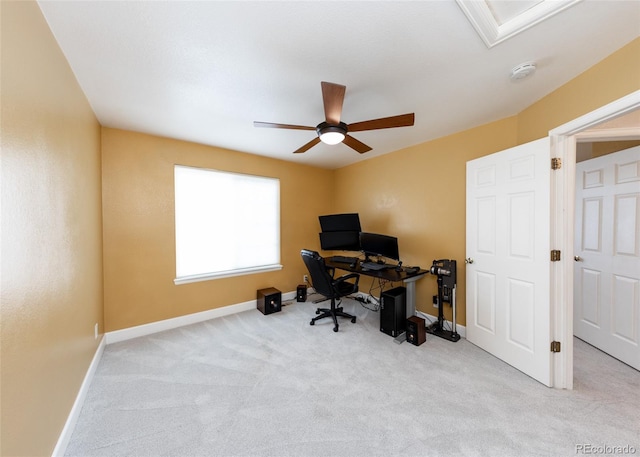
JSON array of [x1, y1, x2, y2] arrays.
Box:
[[574, 145, 640, 370]]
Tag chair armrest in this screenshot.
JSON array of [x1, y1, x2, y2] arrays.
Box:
[[334, 272, 360, 286]]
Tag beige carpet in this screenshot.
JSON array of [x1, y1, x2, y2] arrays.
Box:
[[65, 297, 640, 456]]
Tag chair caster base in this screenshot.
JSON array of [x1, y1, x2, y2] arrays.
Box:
[[309, 306, 356, 333]]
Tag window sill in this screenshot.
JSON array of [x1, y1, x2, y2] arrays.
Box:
[[174, 264, 283, 285]]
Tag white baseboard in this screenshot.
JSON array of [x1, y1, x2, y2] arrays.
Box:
[[417, 310, 467, 339], [54, 292, 295, 456], [105, 290, 297, 344], [345, 294, 467, 339], [53, 291, 448, 457], [52, 336, 106, 457]]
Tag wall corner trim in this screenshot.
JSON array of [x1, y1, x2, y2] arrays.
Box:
[[51, 336, 106, 457]]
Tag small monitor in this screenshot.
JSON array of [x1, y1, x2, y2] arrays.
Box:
[[360, 232, 400, 261], [318, 213, 361, 232], [319, 231, 361, 251]]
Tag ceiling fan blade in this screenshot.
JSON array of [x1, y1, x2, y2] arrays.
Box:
[[254, 121, 315, 131], [347, 113, 415, 132], [321, 81, 346, 125], [343, 135, 372, 154], [293, 137, 321, 154]]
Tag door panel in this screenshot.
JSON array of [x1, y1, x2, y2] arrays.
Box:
[[467, 137, 552, 386], [475, 271, 496, 332], [507, 278, 534, 350], [574, 145, 640, 370]]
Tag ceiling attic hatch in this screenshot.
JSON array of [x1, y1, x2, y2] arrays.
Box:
[[456, 0, 583, 48]]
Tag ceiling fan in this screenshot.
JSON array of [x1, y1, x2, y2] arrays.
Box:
[[254, 81, 415, 154]]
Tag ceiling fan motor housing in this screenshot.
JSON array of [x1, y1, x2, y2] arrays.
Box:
[[316, 121, 348, 136], [316, 121, 348, 144]]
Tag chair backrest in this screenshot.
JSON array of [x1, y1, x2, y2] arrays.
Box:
[[300, 249, 335, 298]]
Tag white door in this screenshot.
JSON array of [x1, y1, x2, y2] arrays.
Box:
[[574, 145, 640, 370], [466, 138, 553, 386]]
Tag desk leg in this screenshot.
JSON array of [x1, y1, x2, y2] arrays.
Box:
[[403, 273, 426, 318]]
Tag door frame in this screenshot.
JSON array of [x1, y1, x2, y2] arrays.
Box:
[[549, 90, 640, 389]]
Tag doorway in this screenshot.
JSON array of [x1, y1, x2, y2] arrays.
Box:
[[549, 90, 640, 388]]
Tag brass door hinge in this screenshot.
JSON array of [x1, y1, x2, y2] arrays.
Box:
[[551, 158, 562, 170], [550, 250, 561, 261], [551, 341, 561, 353]]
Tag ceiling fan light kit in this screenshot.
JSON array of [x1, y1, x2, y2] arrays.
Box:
[[254, 81, 415, 154], [317, 121, 347, 145]]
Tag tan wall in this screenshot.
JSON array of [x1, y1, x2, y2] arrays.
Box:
[[334, 117, 519, 323], [1, 2, 104, 456], [3, 3, 639, 455], [101, 128, 333, 331], [517, 37, 640, 144], [591, 140, 640, 158], [334, 37, 640, 328]]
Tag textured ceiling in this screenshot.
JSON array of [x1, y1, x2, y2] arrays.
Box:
[[37, 0, 640, 169]]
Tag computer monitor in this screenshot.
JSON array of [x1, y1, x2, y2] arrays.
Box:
[[319, 231, 361, 251], [318, 213, 362, 252], [318, 213, 361, 232], [360, 232, 400, 261]]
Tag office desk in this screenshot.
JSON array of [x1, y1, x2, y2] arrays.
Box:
[[325, 257, 428, 319]]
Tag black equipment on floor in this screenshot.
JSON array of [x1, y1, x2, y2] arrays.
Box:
[[296, 284, 307, 302], [257, 287, 282, 315], [380, 286, 406, 337], [301, 249, 360, 332], [406, 316, 426, 346], [426, 259, 460, 342]]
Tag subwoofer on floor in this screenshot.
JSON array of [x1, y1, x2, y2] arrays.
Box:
[[257, 287, 281, 315], [296, 284, 307, 302], [406, 316, 426, 346], [380, 286, 406, 337]]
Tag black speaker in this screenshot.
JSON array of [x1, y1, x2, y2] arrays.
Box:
[[406, 316, 426, 346], [296, 284, 307, 302], [257, 287, 281, 315], [380, 286, 406, 337]]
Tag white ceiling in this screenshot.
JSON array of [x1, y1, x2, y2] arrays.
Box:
[[37, 0, 640, 170], [488, 1, 543, 24]]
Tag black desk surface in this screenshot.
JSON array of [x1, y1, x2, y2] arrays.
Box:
[[325, 257, 428, 282]]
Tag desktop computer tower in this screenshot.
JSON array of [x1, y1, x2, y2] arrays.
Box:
[[380, 286, 406, 337], [257, 287, 281, 315]]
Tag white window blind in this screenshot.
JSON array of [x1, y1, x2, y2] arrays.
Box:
[[174, 165, 281, 284]]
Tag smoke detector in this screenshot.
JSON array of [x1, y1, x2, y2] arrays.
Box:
[[510, 62, 537, 81]]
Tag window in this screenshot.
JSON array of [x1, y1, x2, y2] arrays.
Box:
[[174, 165, 281, 284]]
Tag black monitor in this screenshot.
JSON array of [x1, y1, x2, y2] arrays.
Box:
[[318, 213, 362, 252], [360, 232, 400, 261], [318, 213, 361, 232], [319, 231, 361, 251]]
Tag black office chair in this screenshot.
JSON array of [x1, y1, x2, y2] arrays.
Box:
[[301, 249, 360, 332]]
